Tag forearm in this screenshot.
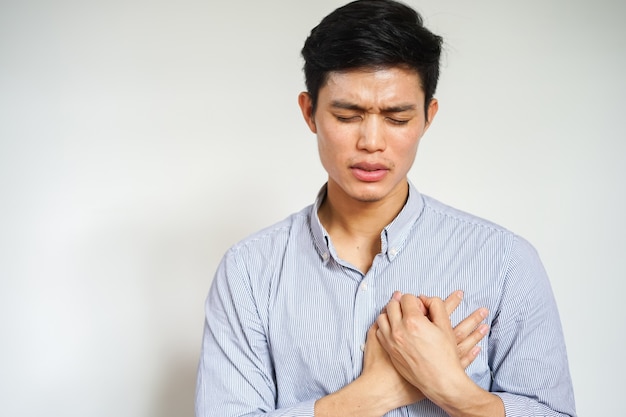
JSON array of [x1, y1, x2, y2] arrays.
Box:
[[314, 374, 422, 417], [428, 375, 504, 417], [314, 385, 388, 417], [417, 374, 573, 417]]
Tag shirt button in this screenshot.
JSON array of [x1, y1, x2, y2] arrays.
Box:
[[361, 282, 368, 291], [360, 344, 366, 352], [322, 252, 329, 261], [389, 248, 398, 256]]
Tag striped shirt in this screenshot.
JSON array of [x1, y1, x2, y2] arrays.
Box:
[[196, 183, 576, 417]]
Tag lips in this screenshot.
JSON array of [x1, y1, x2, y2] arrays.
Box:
[[350, 162, 390, 182]]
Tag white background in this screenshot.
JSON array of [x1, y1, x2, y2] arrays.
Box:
[[1, 0, 624, 416]]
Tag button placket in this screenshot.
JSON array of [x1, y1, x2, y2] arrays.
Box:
[[352, 274, 377, 377]]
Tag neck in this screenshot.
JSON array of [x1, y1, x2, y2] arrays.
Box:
[[317, 180, 409, 273]]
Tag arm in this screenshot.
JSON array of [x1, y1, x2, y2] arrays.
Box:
[[375, 238, 576, 417], [316, 291, 488, 417], [195, 249, 488, 417], [377, 294, 505, 417], [488, 237, 576, 416], [314, 322, 421, 417], [195, 251, 317, 417]]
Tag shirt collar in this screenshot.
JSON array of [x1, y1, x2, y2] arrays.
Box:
[[309, 181, 425, 264]]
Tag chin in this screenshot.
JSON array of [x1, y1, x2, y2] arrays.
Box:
[[352, 192, 386, 203], [347, 185, 389, 203], [329, 177, 405, 204], [346, 179, 408, 204]]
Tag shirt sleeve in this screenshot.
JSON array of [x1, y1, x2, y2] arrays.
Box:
[[489, 236, 577, 417], [195, 248, 316, 417]]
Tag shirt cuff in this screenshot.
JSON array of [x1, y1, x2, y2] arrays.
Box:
[[274, 399, 316, 417], [493, 392, 534, 417]]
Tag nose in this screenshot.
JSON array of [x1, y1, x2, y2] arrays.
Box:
[[357, 115, 386, 152]]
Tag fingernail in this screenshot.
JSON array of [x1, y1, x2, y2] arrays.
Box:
[[479, 324, 489, 335], [480, 308, 488, 318]]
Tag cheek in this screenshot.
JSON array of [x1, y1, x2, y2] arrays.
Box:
[[317, 124, 352, 155], [316, 128, 354, 178], [389, 129, 422, 156], [317, 138, 341, 176], [315, 131, 332, 167], [408, 137, 422, 155]]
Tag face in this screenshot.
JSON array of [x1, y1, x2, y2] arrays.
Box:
[[298, 66, 438, 206]]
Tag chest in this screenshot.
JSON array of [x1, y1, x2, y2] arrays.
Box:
[[263, 252, 500, 405]]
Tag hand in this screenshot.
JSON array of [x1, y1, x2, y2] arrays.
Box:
[[387, 291, 488, 368], [375, 293, 482, 406], [361, 321, 425, 407], [317, 293, 495, 417], [361, 291, 488, 408]]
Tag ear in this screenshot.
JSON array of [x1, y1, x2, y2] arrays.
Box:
[[298, 92, 317, 133], [424, 98, 439, 131]]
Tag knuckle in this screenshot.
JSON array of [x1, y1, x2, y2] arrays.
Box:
[[456, 344, 465, 358], [389, 327, 405, 343], [405, 315, 420, 329], [454, 327, 465, 341]]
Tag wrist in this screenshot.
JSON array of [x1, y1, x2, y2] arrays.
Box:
[[432, 375, 504, 417], [315, 374, 414, 417]]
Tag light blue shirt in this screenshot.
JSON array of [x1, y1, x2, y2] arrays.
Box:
[[196, 183, 576, 417]]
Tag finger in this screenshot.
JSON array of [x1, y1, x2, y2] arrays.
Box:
[[368, 321, 380, 334], [365, 323, 376, 345], [422, 297, 453, 331], [399, 293, 426, 320], [419, 291, 465, 317], [385, 296, 404, 328], [415, 295, 429, 315], [417, 294, 434, 319], [381, 291, 402, 315], [418, 294, 435, 310], [459, 345, 482, 369], [364, 323, 387, 363], [375, 313, 397, 356], [457, 323, 489, 360], [442, 290, 464, 316], [365, 322, 381, 349], [376, 312, 392, 338], [453, 308, 488, 343]]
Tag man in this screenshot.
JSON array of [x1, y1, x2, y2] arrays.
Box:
[[195, 1, 576, 416]]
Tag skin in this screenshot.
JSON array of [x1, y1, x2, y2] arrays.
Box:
[[299, 67, 437, 273], [298, 67, 505, 416], [377, 294, 504, 416], [317, 292, 489, 417]]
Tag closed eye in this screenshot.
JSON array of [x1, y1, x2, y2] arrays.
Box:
[[386, 117, 410, 125], [335, 115, 362, 123]]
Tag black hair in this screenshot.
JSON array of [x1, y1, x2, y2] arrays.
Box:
[[301, 0, 443, 118]]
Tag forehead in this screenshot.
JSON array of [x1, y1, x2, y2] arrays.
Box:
[[320, 67, 425, 107]]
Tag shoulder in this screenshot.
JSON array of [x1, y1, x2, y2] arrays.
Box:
[[423, 195, 549, 287], [224, 204, 312, 265], [418, 195, 552, 313], [420, 194, 514, 236], [418, 194, 541, 272], [210, 205, 313, 310]]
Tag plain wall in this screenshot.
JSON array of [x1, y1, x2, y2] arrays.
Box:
[[1, 0, 624, 415]]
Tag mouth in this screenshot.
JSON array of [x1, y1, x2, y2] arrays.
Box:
[[350, 162, 390, 182]]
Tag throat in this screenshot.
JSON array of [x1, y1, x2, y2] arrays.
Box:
[[317, 182, 407, 273], [339, 240, 380, 274]]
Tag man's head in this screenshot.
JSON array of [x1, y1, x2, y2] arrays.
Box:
[[301, 0, 443, 120]]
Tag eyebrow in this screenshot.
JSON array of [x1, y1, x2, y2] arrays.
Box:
[[330, 100, 416, 113]]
